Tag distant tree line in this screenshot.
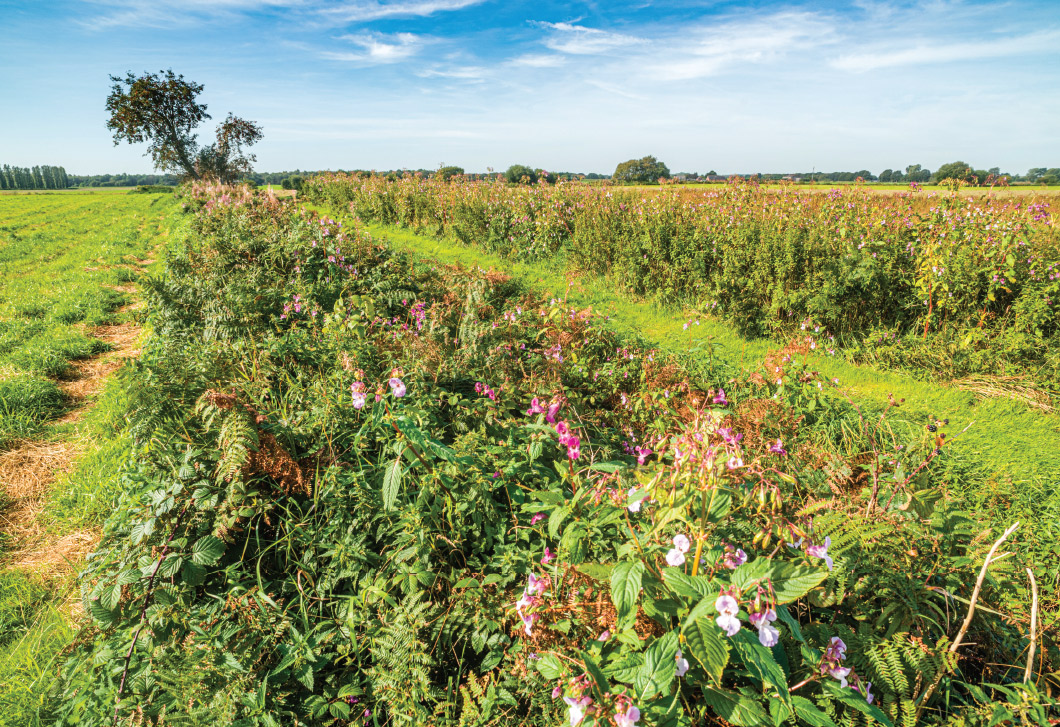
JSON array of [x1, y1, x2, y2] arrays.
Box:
[[0, 164, 70, 190]]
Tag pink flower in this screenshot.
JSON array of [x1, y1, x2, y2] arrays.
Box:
[[527, 573, 549, 595], [526, 397, 546, 415], [567, 436, 581, 460], [351, 392, 366, 409], [546, 401, 562, 424], [530, 513, 546, 525], [541, 546, 554, 565], [388, 377, 406, 398], [749, 607, 779, 647], [597, 630, 611, 642], [634, 446, 652, 465], [769, 439, 787, 455], [712, 388, 728, 406], [826, 664, 851, 688], [552, 684, 563, 699], [720, 544, 747, 570], [726, 456, 744, 470], [715, 594, 741, 636], [824, 636, 846, 661], [806, 536, 834, 570], [555, 421, 571, 445], [614, 705, 640, 727]]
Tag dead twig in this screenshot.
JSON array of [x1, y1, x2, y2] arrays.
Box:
[[1024, 567, 1038, 684], [916, 522, 1019, 716]]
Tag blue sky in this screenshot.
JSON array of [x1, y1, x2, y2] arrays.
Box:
[[1, 0, 1058, 175]]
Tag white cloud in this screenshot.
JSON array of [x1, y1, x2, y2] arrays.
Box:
[[645, 12, 836, 80], [79, 0, 302, 30], [508, 53, 567, 68], [320, 0, 485, 22], [832, 29, 1060, 72], [535, 21, 645, 55], [325, 32, 423, 63], [417, 66, 490, 80]]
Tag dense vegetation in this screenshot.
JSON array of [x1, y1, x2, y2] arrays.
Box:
[[301, 175, 1060, 385], [27, 184, 1052, 726]]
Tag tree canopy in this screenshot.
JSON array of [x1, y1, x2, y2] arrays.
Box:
[[612, 155, 670, 184], [504, 164, 537, 185], [106, 69, 262, 182]]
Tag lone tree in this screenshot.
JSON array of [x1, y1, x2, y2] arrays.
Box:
[[106, 69, 262, 182], [612, 155, 670, 184]]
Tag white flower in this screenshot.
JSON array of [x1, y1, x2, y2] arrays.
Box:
[[627, 487, 642, 513], [715, 594, 741, 636], [672, 534, 690, 553], [665, 549, 686, 567], [675, 650, 689, 677]]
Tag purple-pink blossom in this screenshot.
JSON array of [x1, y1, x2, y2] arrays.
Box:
[[388, 377, 406, 398], [715, 593, 741, 636]]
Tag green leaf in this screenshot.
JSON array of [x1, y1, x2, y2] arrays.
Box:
[[792, 696, 839, 727], [731, 630, 789, 703], [548, 505, 570, 539], [636, 631, 678, 699], [191, 535, 225, 565], [663, 570, 713, 599], [822, 681, 893, 726], [771, 565, 829, 604], [775, 606, 805, 643], [99, 583, 123, 611], [701, 687, 769, 726], [580, 650, 610, 695], [707, 488, 732, 522], [610, 560, 645, 625], [536, 654, 564, 680], [382, 449, 403, 510], [683, 617, 729, 680]]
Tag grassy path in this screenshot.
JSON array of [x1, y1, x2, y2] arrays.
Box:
[[0, 192, 175, 725], [328, 219, 1060, 559]]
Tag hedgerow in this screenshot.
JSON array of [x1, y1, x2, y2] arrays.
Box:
[[301, 174, 1060, 382], [50, 185, 1051, 726]]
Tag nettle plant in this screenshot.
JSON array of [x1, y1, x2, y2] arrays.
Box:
[[512, 392, 893, 727]]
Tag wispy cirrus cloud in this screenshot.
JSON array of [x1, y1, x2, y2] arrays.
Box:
[[78, 0, 303, 30], [831, 28, 1060, 72], [319, 0, 485, 22], [507, 53, 567, 68], [323, 32, 425, 63], [644, 11, 835, 80], [534, 21, 645, 55]]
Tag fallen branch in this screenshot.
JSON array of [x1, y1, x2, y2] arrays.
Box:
[[916, 522, 1019, 716], [1024, 567, 1038, 684]]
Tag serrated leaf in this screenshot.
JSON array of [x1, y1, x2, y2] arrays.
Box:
[[684, 617, 729, 681], [382, 449, 403, 510], [191, 535, 225, 565], [731, 630, 789, 703], [792, 696, 839, 727], [100, 583, 123, 611], [610, 560, 645, 625], [636, 631, 678, 699], [158, 554, 183, 578], [701, 686, 769, 726], [580, 650, 610, 695], [822, 681, 893, 726], [663, 569, 713, 599], [548, 505, 570, 539], [536, 653, 564, 680]]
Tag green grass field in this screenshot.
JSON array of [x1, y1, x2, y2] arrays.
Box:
[[0, 192, 176, 724]]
